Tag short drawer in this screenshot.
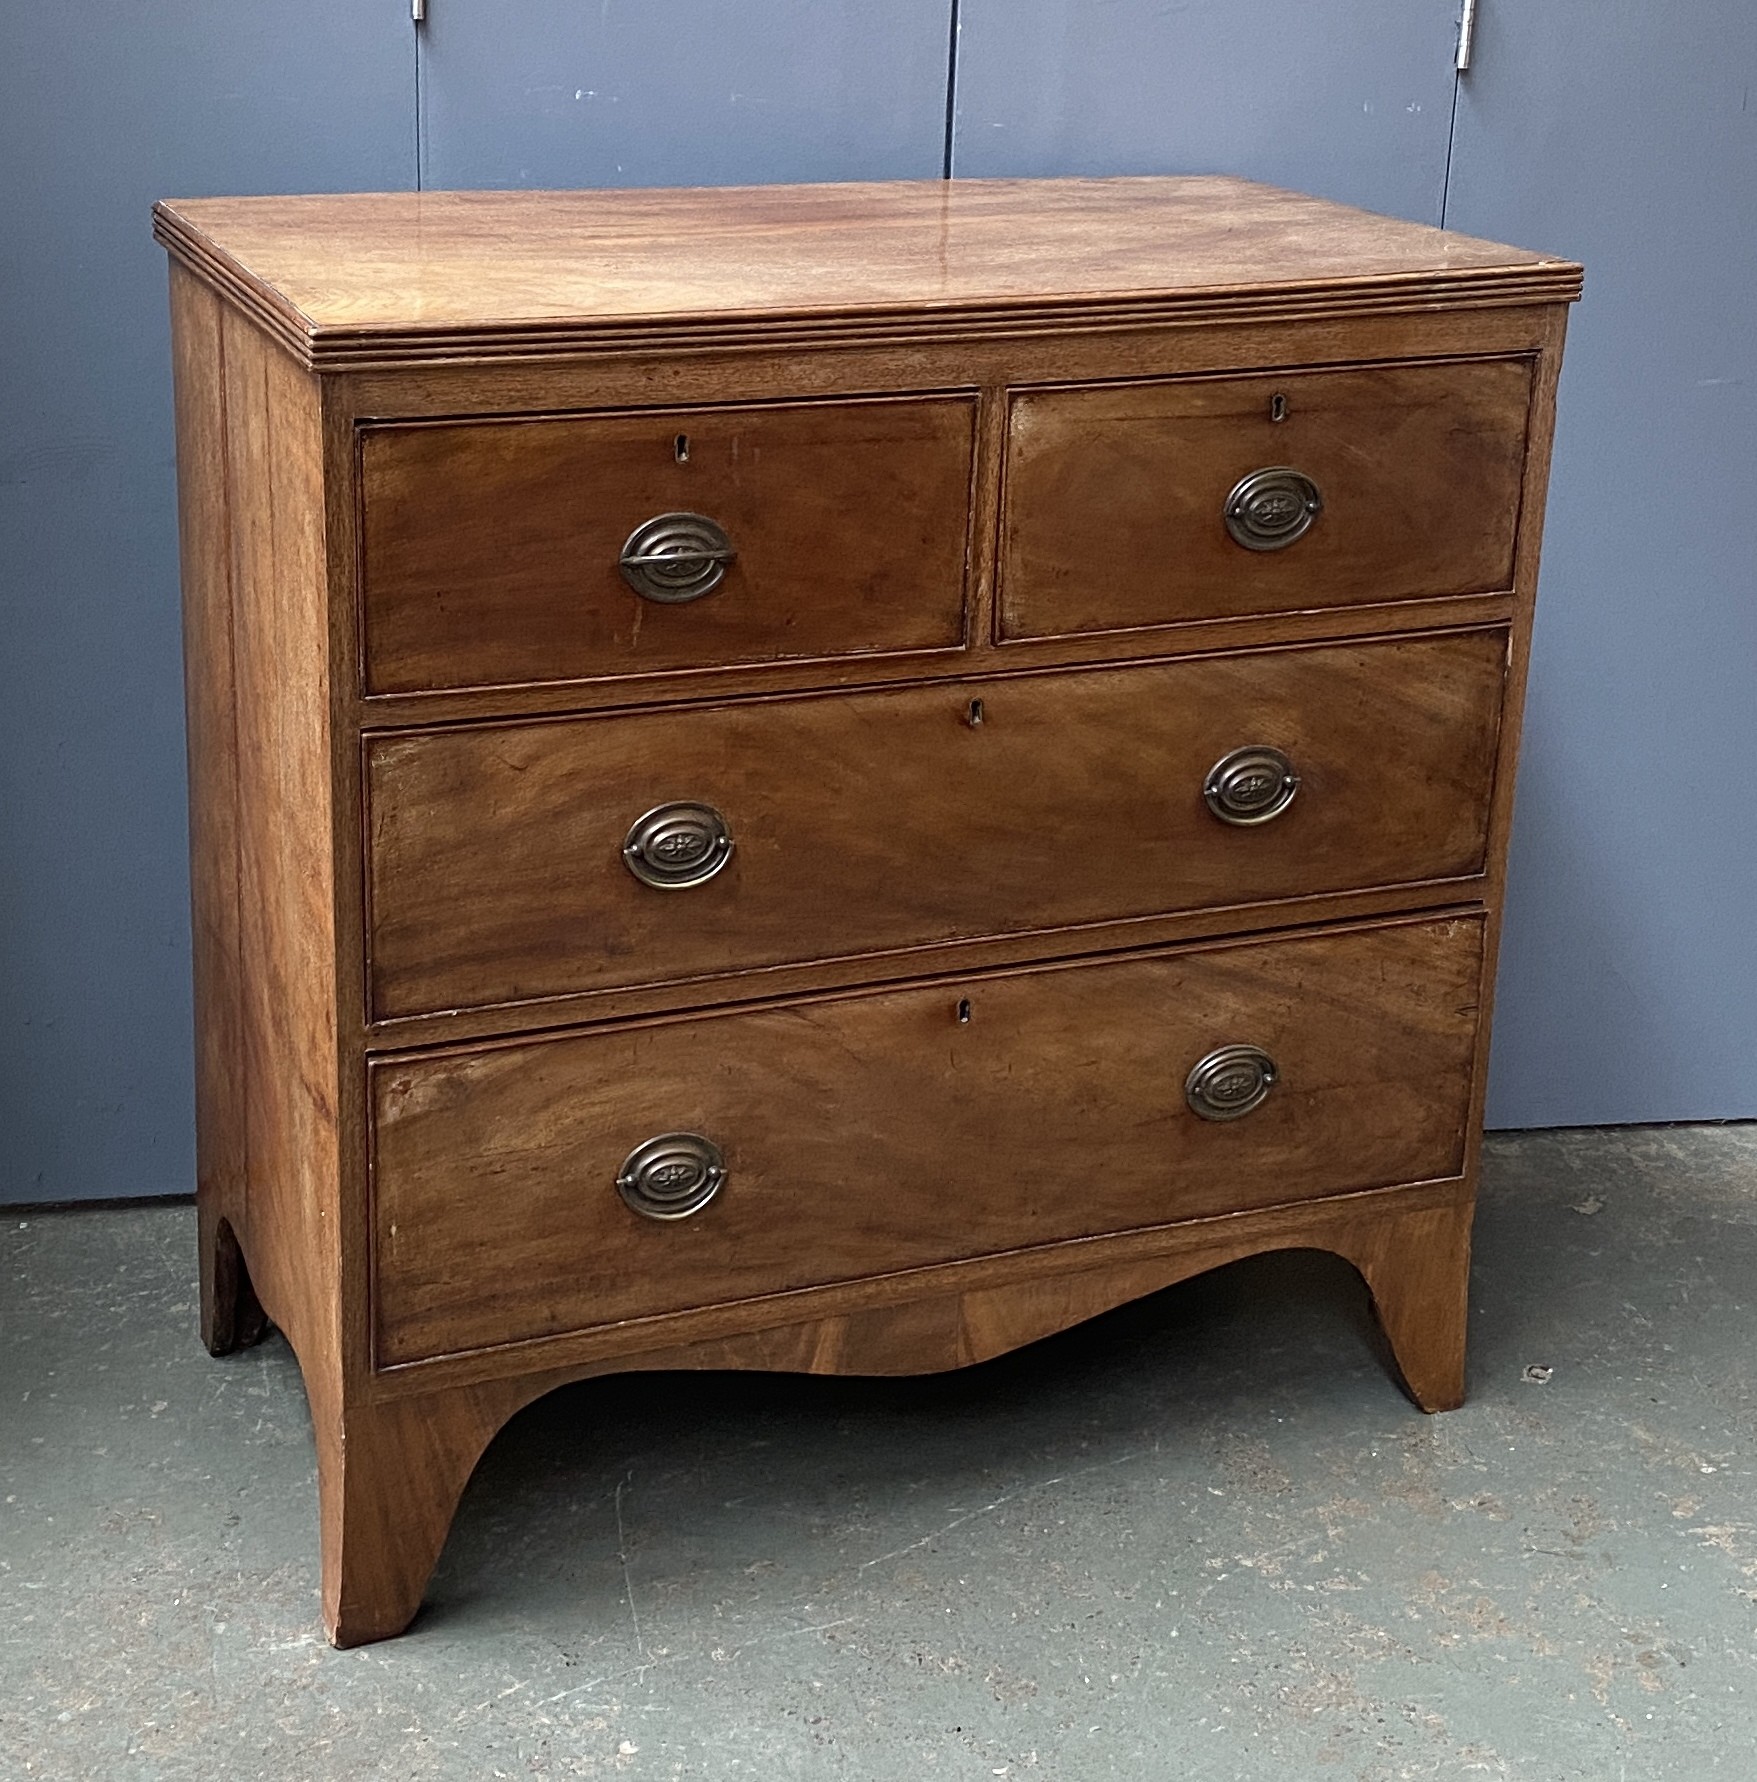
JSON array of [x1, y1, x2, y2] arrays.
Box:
[[359, 393, 977, 695], [999, 356, 1532, 640], [366, 628, 1506, 1021], [371, 914, 1485, 1366]]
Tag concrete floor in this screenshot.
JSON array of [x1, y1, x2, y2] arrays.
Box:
[[1, 1127, 1754, 1781]]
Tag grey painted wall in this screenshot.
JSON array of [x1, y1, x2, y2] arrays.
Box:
[[1445, 0, 1757, 1125], [2, 3, 1748, 1203], [951, 0, 1461, 223], [0, 5, 413, 1205], [420, 1, 954, 188]]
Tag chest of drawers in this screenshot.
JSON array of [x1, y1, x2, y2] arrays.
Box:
[[156, 176, 1579, 1646]]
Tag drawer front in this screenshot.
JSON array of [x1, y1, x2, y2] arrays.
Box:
[[1000, 357, 1532, 640], [371, 915, 1485, 1366], [367, 629, 1506, 1020], [359, 394, 977, 695]]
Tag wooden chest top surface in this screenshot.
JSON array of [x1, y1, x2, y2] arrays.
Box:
[[153, 175, 1581, 366]]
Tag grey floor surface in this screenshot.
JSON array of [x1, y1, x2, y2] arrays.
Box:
[[2, 1126, 1754, 1781]]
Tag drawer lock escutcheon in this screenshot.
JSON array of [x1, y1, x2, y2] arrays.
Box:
[[1203, 745, 1300, 826], [617, 1132, 727, 1220], [618, 511, 737, 602], [1224, 467, 1323, 551], [622, 801, 734, 890], [1185, 1045, 1279, 1122]]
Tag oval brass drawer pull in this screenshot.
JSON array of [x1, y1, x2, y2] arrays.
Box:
[[618, 511, 737, 602], [1185, 1044, 1279, 1122], [1203, 745, 1300, 826], [617, 1132, 727, 1220], [622, 801, 733, 890], [1224, 467, 1323, 551]]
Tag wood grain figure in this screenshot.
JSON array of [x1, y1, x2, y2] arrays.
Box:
[[1000, 357, 1532, 638], [366, 629, 1506, 1020], [360, 395, 976, 694]]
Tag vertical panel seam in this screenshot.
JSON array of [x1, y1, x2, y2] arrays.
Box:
[[941, 0, 962, 179], [414, 9, 425, 192], [1440, 67, 1461, 227]]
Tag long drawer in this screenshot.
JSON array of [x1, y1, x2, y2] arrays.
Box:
[[359, 393, 977, 695], [1000, 356, 1532, 639], [370, 914, 1486, 1367], [366, 628, 1506, 1021]]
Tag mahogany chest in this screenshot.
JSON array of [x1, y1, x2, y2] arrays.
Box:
[[156, 177, 1580, 1645]]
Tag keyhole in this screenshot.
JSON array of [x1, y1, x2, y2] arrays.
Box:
[[956, 997, 973, 1025], [966, 697, 985, 727], [674, 433, 690, 462], [1269, 393, 1288, 423]]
